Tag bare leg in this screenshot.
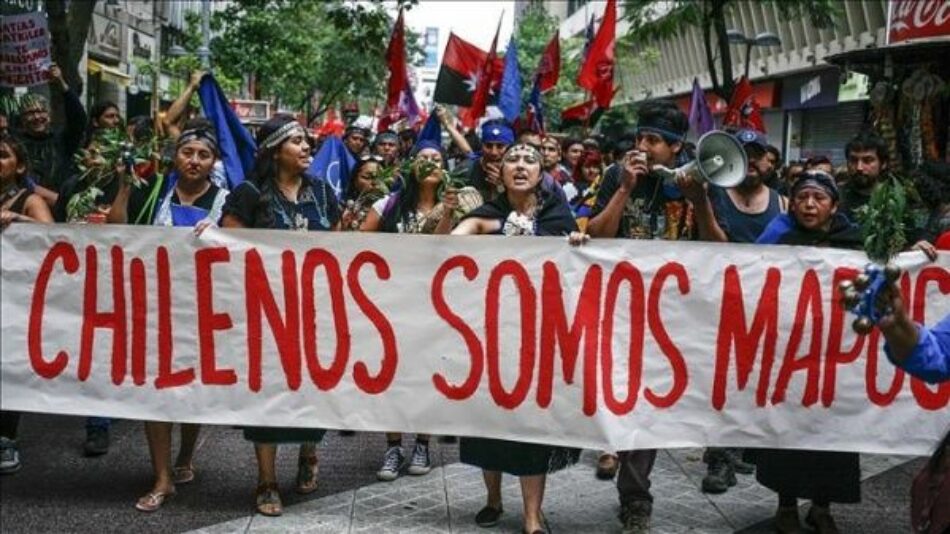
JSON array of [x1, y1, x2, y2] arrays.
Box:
[[174, 424, 201, 469], [520, 474, 546, 532], [144, 421, 174, 493], [255, 444, 278, 484], [483, 470, 503, 509]]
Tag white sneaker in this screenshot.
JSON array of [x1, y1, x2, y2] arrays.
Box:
[[376, 446, 404, 481], [407, 442, 431, 475]]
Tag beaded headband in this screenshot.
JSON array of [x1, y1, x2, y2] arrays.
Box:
[[176, 128, 219, 155], [262, 121, 306, 150]]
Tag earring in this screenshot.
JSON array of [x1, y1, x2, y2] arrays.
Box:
[[495, 183, 505, 193]]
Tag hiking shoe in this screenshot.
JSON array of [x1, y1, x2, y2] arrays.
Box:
[[407, 442, 432, 475], [726, 448, 755, 475], [701, 456, 736, 494], [619, 501, 651, 534], [83, 427, 110, 457], [0, 437, 21, 474], [376, 446, 404, 481]]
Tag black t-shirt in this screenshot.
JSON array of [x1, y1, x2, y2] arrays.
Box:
[[592, 163, 695, 240], [220, 177, 340, 230]]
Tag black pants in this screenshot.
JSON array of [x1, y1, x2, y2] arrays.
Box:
[[617, 449, 657, 506]]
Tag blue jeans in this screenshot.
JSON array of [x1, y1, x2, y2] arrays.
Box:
[[85, 417, 110, 432]]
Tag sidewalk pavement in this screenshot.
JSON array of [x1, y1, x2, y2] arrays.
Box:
[[186, 449, 919, 534]]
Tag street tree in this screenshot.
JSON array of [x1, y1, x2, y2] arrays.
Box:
[[45, 0, 97, 96], [621, 0, 841, 100], [209, 0, 419, 121]]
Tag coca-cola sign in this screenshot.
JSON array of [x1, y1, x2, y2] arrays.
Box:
[[889, 0, 950, 44]]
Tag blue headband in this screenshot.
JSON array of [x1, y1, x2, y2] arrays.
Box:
[[635, 126, 685, 144], [412, 139, 442, 156], [481, 123, 514, 145]]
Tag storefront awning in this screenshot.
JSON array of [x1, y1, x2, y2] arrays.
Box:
[[825, 41, 950, 77], [87, 60, 130, 87]]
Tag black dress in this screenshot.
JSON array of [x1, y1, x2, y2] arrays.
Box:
[[755, 213, 863, 503], [220, 176, 340, 444], [458, 189, 582, 476]]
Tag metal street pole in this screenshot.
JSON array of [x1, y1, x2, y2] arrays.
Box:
[[199, 0, 211, 69], [744, 40, 753, 79]]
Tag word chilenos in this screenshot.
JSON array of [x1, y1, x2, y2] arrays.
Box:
[[26, 243, 950, 413]]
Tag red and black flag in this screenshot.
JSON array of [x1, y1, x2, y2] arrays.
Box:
[[433, 33, 504, 107]]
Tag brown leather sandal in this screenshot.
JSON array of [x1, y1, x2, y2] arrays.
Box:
[[295, 455, 319, 494]]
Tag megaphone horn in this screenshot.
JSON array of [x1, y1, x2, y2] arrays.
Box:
[[651, 130, 748, 188]]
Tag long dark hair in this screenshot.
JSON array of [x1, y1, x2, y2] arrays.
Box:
[[82, 101, 122, 148], [248, 114, 311, 228], [381, 152, 445, 233], [0, 133, 31, 187]]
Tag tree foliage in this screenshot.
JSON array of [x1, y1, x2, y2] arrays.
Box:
[[208, 0, 419, 120], [513, 4, 585, 130], [515, 3, 655, 132], [621, 0, 841, 100]]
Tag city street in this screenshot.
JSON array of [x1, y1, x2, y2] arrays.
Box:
[[0, 414, 926, 533]]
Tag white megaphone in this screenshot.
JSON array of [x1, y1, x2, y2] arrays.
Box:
[[651, 130, 748, 188]]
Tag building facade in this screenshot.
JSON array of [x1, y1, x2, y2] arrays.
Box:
[[517, 0, 893, 164]]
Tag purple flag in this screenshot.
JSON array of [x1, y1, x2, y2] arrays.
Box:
[[688, 78, 714, 136]]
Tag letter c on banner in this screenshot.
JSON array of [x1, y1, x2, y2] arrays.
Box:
[[29, 242, 80, 379]]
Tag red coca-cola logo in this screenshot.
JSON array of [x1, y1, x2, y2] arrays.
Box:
[[890, 0, 950, 43]]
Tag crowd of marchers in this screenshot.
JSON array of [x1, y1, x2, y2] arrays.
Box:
[[1, 67, 949, 534]]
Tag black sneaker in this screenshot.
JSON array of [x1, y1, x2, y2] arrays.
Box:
[[701, 457, 736, 494], [83, 427, 110, 457], [619, 501, 651, 534]]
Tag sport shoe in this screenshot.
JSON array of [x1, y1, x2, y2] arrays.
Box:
[[726, 448, 755, 475], [701, 456, 736, 494], [83, 427, 110, 457], [407, 442, 432, 475], [376, 446, 405, 481], [0, 437, 21, 474], [619, 501, 651, 534]]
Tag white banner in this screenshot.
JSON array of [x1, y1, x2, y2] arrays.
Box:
[[0, 12, 51, 88], [2, 225, 948, 455]]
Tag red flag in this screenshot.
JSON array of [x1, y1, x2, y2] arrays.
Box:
[[560, 99, 596, 122], [536, 31, 560, 93], [464, 16, 503, 128], [576, 0, 616, 109], [385, 9, 408, 111], [722, 76, 766, 133]]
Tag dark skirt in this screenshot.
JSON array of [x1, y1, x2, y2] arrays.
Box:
[[755, 448, 861, 503], [460, 437, 580, 476], [242, 426, 327, 444]]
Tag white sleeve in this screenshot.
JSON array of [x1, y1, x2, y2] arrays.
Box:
[[371, 194, 392, 216]]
